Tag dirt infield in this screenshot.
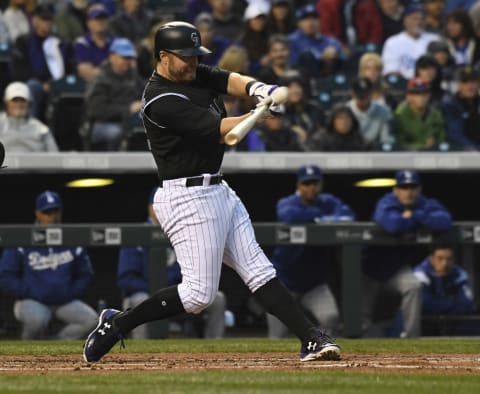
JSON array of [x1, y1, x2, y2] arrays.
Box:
[[0, 353, 479, 374]]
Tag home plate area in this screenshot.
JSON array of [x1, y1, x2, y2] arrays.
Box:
[[0, 353, 479, 374]]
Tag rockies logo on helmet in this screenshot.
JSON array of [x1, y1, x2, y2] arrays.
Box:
[[191, 32, 199, 47], [154, 21, 211, 58]]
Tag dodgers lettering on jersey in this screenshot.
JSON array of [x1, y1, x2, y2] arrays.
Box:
[[0, 246, 94, 305], [28, 249, 75, 271]]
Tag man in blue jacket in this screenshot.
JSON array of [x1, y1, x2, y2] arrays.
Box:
[[414, 243, 475, 316], [268, 164, 355, 337], [441, 66, 480, 151], [362, 170, 452, 337], [117, 188, 227, 339], [0, 191, 97, 339]]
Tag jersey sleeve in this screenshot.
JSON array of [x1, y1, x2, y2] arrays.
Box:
[[0, 248, 27, 299], [145, 94, 223, 141], [196, 64, 230, 94]]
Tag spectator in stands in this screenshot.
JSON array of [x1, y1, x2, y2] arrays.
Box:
[[346, 77, 394, 150], [10, 4, 72, 120], [0, 81, 58, 152], [414, 55, 447, 107], [394, 77, 446, 151], [74, 3, 114, 82], [268, 164, 355, 337], [382, 3, 440, 79], [136, 21, 164, 80], [441, 66, 480, 150], [117, 188, 227, 339], [280, 73, 323, 150], [84, 37, 144, 151], [257, 34, 292, 85], [266, 0, 296, 35], [195, 12, 231, 67], [3, 0, 33, 44], [316, 0, 383, 47], [0, 191, 97, 340], [424, 0, 445, 34], [217, 45, 249, 74], [0, 10, 9, 44], [469, 1, 480, 38], [443, 8, 480, 67], [445, 0, 476, 15], [376, 0, 404, 43], [217, 45, 253, 114], [310, 105, 366, 151], [358, 52, 396, 109], [240, 113, 303, 152], [54, 0, 88, 43], [110, 0, 153, 45], [208, 0, 243, 42], [185, 0, 211, 23], [288, 4, 345, 78], [0, 82, 58, 152], [362, 169, 452, 338], [239, 2, 270, 76], [427, 40, 456, 85], [414, 244, 475, 317]]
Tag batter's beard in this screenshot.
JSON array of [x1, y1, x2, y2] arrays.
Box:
[[168, 62, 196, 83]]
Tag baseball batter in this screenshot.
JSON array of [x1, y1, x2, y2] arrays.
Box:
[[83, 21, 340, 363]]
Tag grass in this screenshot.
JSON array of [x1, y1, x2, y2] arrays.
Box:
[[0, 338, 479, 393], [0, 337, 478, 355]]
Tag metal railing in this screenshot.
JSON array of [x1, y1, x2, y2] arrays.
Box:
[[0, 222, 478, 338]]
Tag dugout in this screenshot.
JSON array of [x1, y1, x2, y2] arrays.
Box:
[[1, 152, 480, 338]]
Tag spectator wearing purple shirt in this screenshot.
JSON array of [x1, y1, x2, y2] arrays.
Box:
[[74, 3, 115, 82]]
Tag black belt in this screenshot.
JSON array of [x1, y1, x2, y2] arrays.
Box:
[[160, 174, 223, 188]]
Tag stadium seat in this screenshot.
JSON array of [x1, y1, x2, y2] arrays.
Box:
[[382, 73, 408, 105], [47, 74, 86, 151], [313, 72, 353, 115], [122, 113, 149, 151]]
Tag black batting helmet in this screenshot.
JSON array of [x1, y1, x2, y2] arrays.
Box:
[[154, 21, 211, 59]]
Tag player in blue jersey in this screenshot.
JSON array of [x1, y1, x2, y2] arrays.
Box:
[[0, 191, 97, 339], [269, 164, 355, 337]]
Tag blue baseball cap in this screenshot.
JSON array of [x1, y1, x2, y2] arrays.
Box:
[[36, 191, 62, 212], [110, 38, 137, 58], [296, 4, 318, 20], [403, 2, 425, 17], [87, 3, 110, 19], [297, 165, 323, 183], [395, 170, 420, 186]]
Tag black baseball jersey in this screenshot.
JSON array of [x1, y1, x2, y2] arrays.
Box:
[[141, 64, 230, 180]]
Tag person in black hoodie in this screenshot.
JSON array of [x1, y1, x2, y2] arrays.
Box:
[[310, 105, 366, 151], [85, 37, 145, 151]]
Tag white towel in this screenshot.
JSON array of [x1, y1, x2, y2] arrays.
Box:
[[43, 36, 65, 81]]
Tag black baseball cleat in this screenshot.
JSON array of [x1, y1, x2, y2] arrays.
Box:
[[83, 308, 125, 362], [300, 329, 341, 362]]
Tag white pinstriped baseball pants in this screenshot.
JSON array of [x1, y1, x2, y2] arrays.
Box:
[[153, 174, 277, 314]]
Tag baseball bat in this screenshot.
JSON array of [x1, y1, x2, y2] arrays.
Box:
[[224, 86, 289, 146]]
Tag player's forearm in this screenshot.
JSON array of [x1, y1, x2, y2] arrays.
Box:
[[219, 113, 253, 137], [226, 72, 256, 97]]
